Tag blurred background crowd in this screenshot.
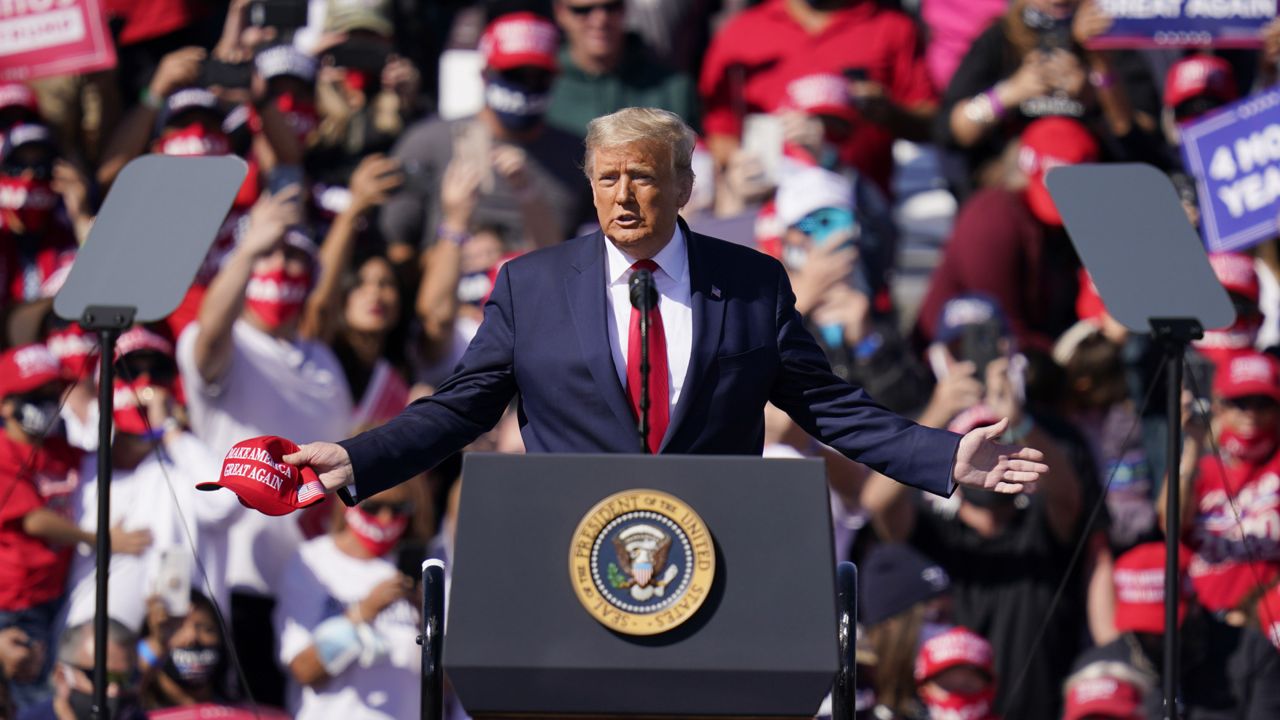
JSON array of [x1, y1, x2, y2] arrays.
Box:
[[3, 0, 1280, 718]]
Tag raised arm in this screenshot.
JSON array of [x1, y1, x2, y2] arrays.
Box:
[[301, 155, 404, 343], [191, 185, 300, 383]]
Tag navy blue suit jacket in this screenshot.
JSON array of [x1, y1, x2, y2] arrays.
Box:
[[339, 220, 960, 501]]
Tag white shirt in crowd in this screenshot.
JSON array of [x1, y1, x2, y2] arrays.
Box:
[[604, 226, 693, 421], [276, 535, 420, 720], [63, 433, 236, 631], [177, 319, 353, 596]]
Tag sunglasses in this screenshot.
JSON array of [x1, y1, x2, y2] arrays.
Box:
[[565, 0, 624, 17], [360, 500, 415, 516], [0, 158, 54, 180], [68, 663, 138, 689], [115, 352, 177, 385], [1173, 96, 1224, 123]]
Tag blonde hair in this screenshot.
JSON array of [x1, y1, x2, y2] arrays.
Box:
[[583, 107, 696, 184]]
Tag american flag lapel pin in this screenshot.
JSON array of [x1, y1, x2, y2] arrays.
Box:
[[711, 285, 721, 299]]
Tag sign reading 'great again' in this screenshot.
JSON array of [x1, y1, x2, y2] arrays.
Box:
[[1092, 0, 1276, 48]]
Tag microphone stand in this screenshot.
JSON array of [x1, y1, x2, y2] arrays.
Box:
[[630, 269, 657, 454]]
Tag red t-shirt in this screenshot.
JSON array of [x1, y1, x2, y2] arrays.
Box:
[[698, 0, 936, 194], [1186, 452, 1280, 613], [914, 188, 1081, 353], [0, 435, 82, 611]]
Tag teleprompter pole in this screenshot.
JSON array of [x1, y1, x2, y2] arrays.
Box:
[[1152, 319, 1198, 720], [83, 306, 135, 720]]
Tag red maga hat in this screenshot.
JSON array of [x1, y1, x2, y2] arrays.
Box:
[[1213, 351, 1280, 403], [479, 12, 559, 73], [0, 344, 65, 399], [914, 626, 994, 684], [200, 436, 326, 516]]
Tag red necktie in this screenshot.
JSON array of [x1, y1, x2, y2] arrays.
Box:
[[626, 259, 669, 453]]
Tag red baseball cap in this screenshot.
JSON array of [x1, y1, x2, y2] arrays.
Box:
[[1113, 542, 1190, 635], [1063, 673, 1145, 720], [0, 83, 39, 114], [0, 343, 65, 399], [479, 12, 559, 73], [914, 626, 994, 684], [1018, 117, 1100, 226], [1212, 351, 1280, 403], [115, 326, 175, 361], [1165, 54, 1238, 110], [1208, 252, 1259, 304], [782, 73, 856, 124], [199, 436, 326, 516]]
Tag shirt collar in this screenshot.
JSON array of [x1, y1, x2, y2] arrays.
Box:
[[605, 223, 688, 286]]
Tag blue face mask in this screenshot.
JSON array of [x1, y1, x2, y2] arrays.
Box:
[[484, 76, 550, 132]]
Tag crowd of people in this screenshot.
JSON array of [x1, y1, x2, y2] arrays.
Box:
[[3, 0, 1280, 718]]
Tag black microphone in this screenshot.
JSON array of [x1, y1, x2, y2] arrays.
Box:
[[629, 269, 657, 311], [629, 269, 657, 453]]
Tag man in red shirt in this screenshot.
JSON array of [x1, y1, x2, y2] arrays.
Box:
[[698, 0, 936, 197], [916, 117, 1099, 354], [1163, 351, 1280, 615], [0, 344, 149, 712]]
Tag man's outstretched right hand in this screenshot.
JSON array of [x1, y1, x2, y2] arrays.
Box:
[[284, 442, 355, 493]]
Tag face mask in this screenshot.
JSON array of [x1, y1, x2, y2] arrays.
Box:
[[484, 76, 549, 132], [111, 378, 154, 436], [1219, 425, 1278, 465], [783, 244, 808, 271], [158, 123, 230, 157], [0, 174, 58, 233], [245, 266, 311, 329], [67, 688, 138, 720], [345, 506, 408, 557], [922, 686, 997, 720], [275, 92, 318, 144], [15, 398, 61, 436], [164, 644, 221, 685]]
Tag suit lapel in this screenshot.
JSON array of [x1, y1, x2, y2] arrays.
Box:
[[662, 220, 725, 451], [564, 232, 639, 446]]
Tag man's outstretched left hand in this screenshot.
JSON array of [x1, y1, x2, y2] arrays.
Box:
[[952, 417, 1048, 494]]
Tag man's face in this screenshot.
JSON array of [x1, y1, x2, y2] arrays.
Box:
[[589, 142, 691, 259], [251, 242, 313, 281], [555, 0, 625, 60], [59, 636, 137, 703]]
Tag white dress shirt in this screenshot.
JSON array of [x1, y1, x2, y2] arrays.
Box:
[[603, 226, 694, 424]]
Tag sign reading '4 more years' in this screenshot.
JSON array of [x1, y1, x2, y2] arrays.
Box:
[[1181, 88, 1280, 252]]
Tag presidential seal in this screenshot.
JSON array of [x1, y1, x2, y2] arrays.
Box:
[[569, 489, 715, 636]]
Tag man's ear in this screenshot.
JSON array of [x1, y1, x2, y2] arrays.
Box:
[[676, 174, 694, 209]]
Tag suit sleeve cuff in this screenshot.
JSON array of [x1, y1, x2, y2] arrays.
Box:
[[337, 486, 358, 507]]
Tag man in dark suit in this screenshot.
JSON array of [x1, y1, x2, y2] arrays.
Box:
[[286, 108, 1047, 502]]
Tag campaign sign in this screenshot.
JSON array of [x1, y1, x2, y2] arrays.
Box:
[[1180, 88, 1280, 252], [0, 0, 117, 82], [1091, 0, 1276, 49]]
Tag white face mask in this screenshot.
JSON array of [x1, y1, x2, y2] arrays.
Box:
[[16, 398, 61, 436]]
